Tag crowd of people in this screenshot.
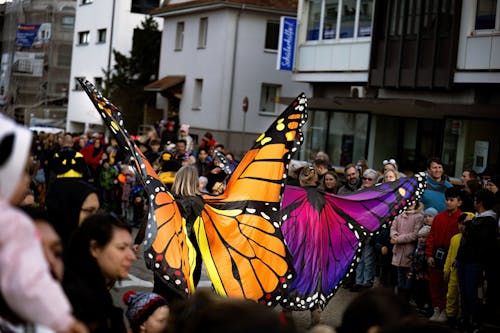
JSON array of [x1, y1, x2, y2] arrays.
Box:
[[1, 113, 499, 333], [296, 152, 500, 333]]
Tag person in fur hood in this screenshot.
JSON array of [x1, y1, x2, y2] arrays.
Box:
[[390, 201, 424, 302]]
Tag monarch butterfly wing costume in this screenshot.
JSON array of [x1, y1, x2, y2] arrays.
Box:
[[280, 173, 426, 310], [198, 93, 308, 306], [77, 79, 194, 297]]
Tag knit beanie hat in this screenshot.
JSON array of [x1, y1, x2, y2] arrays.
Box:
[[123, 290, 168, 330], [423, 207, 438, 218], [0, 115, 32, 201]]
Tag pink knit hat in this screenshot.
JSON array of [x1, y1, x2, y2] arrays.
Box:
[[180, 124, 190, 135]]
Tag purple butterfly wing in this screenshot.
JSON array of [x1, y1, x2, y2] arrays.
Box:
[[333, 173, 427, 233], [281, 186, 359, 310], [279, 172, 426, 310]]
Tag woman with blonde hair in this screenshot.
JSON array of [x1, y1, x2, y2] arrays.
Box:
[[383, 169, 400, 183], [154, 166, 204, 301]]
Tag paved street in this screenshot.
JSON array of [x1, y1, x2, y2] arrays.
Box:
[[111, 230, 356, 331]]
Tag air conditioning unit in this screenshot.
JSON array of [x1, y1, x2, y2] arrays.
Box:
[[350, 86, 367, 98]]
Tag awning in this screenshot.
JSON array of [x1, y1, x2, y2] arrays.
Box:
[[144, 75, 185, 92]]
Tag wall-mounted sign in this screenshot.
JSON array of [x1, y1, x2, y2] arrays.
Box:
[[276, 17, 296, 71], [16, 23, 52, 48]]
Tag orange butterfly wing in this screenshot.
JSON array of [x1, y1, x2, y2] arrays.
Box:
[[197, 93, 308, 305], [78, 79, 194, 297]]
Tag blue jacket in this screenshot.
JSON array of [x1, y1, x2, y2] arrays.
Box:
[[420, 175, 452, 213]]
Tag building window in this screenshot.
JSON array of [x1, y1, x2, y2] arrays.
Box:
[[306, 0, 373, 41], [78, 31, 90, 45], [198, 17, 208, 48], [175, 22, 184, 50], [94, 77, 103, 90], [131, 0, 160, 14], [193, 79, 203, 110], [81, 0, 93, 4], [74, 77, 85, 91], [97, 29, 107, 43], [300, 110, 369, 167], [259, 84, 281, 114], [61, 16, 75, 30], [475, 0, 499, 30], [264, 21, 279, 50]]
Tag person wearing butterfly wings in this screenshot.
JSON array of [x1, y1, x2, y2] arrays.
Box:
[[77, 78, 308, 306]]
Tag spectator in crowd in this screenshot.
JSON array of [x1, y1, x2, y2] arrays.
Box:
[[63, 213, 136, 332], [169, 288, 295, 333], [444, 212, 472, 327], [460, 178, 481, 213], [144, 139, 162, 167], [425, 187, 462, 322], [46, 178, 99, 247], [336, 288, 418, 333], [456, 190, 499, 330], [178, 124, 194, 154], [160, 121, 177, 148], [314, 151, 331, 165], [373, 225, 396, 289], [194, 147, 211, 177], [123, 290, 169, 333], [50, 134, 88, 181], [286, 160, 308, 187], [198, 176, 209, 194], [421, 157, 453, 213], [410, 208, 437, 317], [381, 158, 406, 180], [338, 164, 361, 194], [80, 138, 104, 184], [0, 115, 87, 333], [460, 168, 477, 185], [21, 206, 65, 283], [351, 169, 378, 292], [173, 139, 190, 166], [382, 168, 400, 183], [313, 159, 330, 184], [390, 202, 423, 302], [199, 131, 216, 151], [318, 170, 338, 194]]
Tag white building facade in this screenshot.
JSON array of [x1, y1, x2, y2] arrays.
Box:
[[66, 0, 161, 132], [149, 0, 311, 155]]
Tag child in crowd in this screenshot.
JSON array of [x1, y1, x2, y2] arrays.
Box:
[[425, 188, 462, 322], [178, 124, 194, 154], [410, 207, 438, 316], [444, 212, 474, 326], [123, 290, 169, 333], [390, 202, 423, 302], [0, 115, 86, 332]]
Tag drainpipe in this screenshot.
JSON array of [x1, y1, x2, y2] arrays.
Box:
[[226, 5, 245, 130], [107, 0, 116, 85]]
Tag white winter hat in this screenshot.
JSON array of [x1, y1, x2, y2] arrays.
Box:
[[0, 115, 32, 201]]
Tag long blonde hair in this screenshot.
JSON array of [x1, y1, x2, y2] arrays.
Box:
[[171, 165, 199, 196]]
